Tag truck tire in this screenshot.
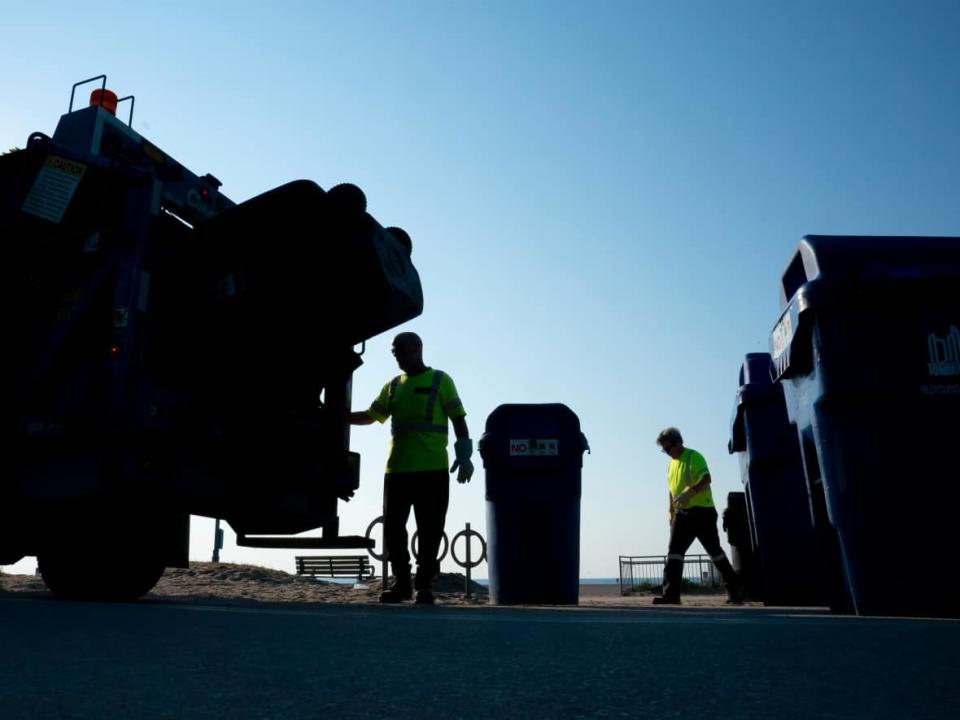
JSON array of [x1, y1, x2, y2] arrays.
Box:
[[38, 544, 166, 602]]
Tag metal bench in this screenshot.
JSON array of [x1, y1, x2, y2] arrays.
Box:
[[295, 555, 374, 585]]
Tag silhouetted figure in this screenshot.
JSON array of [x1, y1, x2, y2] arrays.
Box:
[[350, 333, 473, 604], [653, 427, 743, 606]]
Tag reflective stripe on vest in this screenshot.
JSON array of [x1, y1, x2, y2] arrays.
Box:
[[389, 370, 448, 437], [423, 370, 444, 423], [392, 422, 449, 434], [387, 376, 401, 408]]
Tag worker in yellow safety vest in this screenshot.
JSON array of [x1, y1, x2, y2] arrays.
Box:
[[653, 427, 744, 606], [350, 332, 473, 605]]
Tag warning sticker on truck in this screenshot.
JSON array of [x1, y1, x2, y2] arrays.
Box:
[[21, 155, 87, 223]]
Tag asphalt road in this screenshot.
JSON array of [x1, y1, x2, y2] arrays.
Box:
[[1, 597, 958, 719]]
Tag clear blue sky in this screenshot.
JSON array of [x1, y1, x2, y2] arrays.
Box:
[[3, 1, 959, 578]]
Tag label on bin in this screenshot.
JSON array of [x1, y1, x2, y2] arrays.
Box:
[[922, 324, 960, 395], [926, 326, 960, 377], [771, 311, 794, 360], [510, 439, 559, 456]]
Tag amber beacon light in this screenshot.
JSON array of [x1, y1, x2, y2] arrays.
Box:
[[89, 88, 118, 115]]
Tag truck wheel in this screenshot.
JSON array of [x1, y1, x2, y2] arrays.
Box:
[[38, 547, 166, 602]]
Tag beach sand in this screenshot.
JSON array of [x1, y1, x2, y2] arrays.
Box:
[[1, 562, 767, 609]]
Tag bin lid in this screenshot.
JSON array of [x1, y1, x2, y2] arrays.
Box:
[[739, 353, 773, 386], [778, 235, 960, 311], [479, 403, 589, 462], [772, 235, 960, 381], [729, 353, 784, 454], [483, 403, 580, 435]]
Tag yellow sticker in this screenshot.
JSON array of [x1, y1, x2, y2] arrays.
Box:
[[22, 155, 88, 223], [44, 154, 87, 178]]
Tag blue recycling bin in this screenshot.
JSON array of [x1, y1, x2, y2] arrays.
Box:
[[480, 404, 588, 605], [729, 352, 826, 606], [771, 235, 960, 617]]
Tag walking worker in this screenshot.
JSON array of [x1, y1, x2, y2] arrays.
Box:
[[653, 427, 744, 606], [350, 332, 474, 605]]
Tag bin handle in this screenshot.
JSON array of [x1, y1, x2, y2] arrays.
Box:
[[580, 433, 591, 454]]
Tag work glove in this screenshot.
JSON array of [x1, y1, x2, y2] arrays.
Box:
[[450, 438, 475, 484], [672, 487, 695, 509]]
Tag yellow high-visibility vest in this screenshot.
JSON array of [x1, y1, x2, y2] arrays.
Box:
[[668, 448, 715, 509], [365, 368, 466, 473]]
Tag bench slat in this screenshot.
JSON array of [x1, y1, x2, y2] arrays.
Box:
[[295, 555, 373, 580]]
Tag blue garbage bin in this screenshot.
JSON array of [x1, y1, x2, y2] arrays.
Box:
[[480, 404, 588, 605], [771, 235, 960, 617], [729, 352, 826, 606]]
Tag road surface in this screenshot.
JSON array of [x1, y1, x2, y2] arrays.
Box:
[[1, 597, 958, 719]]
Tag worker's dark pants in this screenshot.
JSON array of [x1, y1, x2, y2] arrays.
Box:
[[383, 470, 449, 590], [662, 506, 740, 600]]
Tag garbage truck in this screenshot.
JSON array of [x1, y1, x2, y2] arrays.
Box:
[[0, 76, 423, 600]]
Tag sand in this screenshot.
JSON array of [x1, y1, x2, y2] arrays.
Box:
[[0, 563, 489, 606], [1, 562, 758, 609]]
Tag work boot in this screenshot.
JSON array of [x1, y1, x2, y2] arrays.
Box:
[[414, 588, 435, 605], [379, 575, 413, 604], [652, 595, 681, 606], [726, 585, 745, 605]]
